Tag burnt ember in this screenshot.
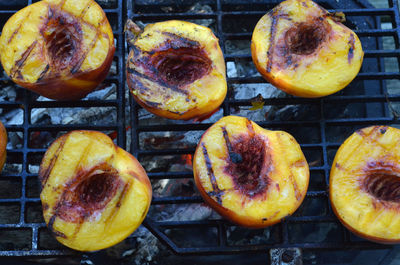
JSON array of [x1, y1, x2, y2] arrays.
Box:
[[284, 18, 329, 55], [150, 47, 212, 88]]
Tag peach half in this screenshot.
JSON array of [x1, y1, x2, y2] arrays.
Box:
[[126, 20, 227, 120], [330, 126, 400, 244], [39, 131, 152, 251], [0, 0, 115, 100], [251, 0, 363, 97], [193, 116, 309, 228], [0, 121, 6, 173]]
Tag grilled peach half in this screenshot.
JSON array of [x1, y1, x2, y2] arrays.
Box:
[[330, 126, 400, 244], [126, 20, 227, 120], [193, 116, 309, 228], [0, 121, 6, 173], [0, 0, 115, 100], [39, 131, 152, 251], [251, 0, 363, 97]]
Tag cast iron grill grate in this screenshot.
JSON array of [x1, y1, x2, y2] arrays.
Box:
[[0, 0, 399, 262]]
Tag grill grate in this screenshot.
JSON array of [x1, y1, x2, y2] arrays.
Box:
[[0, 0, 399, 263]]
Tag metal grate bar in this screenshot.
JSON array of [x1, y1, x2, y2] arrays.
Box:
[[127, 8, 396, 18]]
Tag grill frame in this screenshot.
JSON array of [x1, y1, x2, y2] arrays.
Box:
[[0, 0, 398, 262]]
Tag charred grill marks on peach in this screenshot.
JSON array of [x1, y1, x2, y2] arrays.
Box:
[[44, 2, 111, 77], [221, 126, 242, 164], [289, 174, 302, 201], [129, 51, 196, 95], [130, 34, 212, 93], [202, 143, 223, 204], [47, 214, 67, 239], [39, 137, 67, 188], [7, 18, 25, 44], [104, 180, 132, 225], [161, 32, 200, 48], [70, 30, 98, 74], [37, 64, 50, 82], [266, 10, 280, 73], [266, 11, 292, 73], [348, 33, 355, 63], [10, 40, 38, 79]]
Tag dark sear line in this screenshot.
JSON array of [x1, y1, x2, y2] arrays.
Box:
[[10, 40, 38, 79], [222, 126, 242, 164], [104, 180, 131, 225], [47, 214, 67, 238], [348, 33, 355, 64], [7, 16, 26, 44], [37, 64, 50, 82], [129, 30, 210, 95], [71, 217, 85, 240], [290, 173, 302, 201], [266, 11, 279, 73], [73, 142, 92, 176], [39, 136, 67, 188], [115, 181, 131, 208], [128, 77, 165, 109], [130, 52, 191, 96], [143, 99, 162, 108], [128, 63, 184, 94], [266, 11, 290, 73], [128, 76, 150, 94], [161, 31, 200, 49], [131, 44, 142, 57], [207, 190, 224, 198], [70, 29, 100, 74], [202, 143, 223, 204]]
